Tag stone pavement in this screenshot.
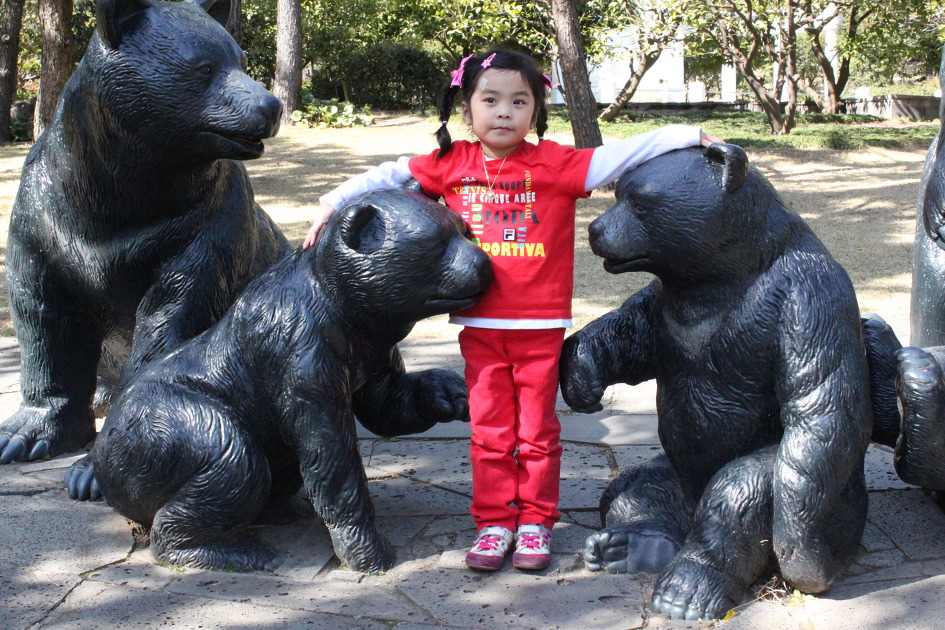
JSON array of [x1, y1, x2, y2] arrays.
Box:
[[2, 334, 945, 630]]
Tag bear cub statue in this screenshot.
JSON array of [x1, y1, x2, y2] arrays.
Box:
[[560, 144, 872, 621], [0, 0, 288, 464], [88, 190, 492, 573]]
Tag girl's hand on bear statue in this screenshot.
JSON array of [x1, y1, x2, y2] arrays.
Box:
[[700, 131, 724, 147], [302, 201, 336, 250]]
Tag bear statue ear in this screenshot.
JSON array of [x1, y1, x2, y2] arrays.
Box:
[[190, 0, 235, 30], [96, 0, 152, 49], [340, 203, 387, 254], [705, 143, 749, 194]]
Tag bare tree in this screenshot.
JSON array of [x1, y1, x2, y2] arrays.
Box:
[[34, 0, 75, 139], [599, 1, 690, 123], [273, 0, 301, 125], [550, 0, 602, 149], [0, 0, 25, 141]]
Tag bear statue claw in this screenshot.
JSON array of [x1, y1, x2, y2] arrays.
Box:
[[650, 558, 743, 621], [65, 456, 102, 501], [0, 406, 93, 464], [895, 347, 945, 489], [583, 524, 679, 574]]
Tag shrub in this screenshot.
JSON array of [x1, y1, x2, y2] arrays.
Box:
[[291, 97, 374, 128], [310, 43, 449, 110]]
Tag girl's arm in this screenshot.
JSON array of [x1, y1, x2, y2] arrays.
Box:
[[302, 156, 414, 249], [585, 125, 722, 191]]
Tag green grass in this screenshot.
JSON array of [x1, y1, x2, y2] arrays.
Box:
[[544, 109, 940, 150]]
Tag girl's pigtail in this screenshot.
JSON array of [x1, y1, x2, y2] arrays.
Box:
[[435, 82, 458, 158], [535, 104, 548, 141]]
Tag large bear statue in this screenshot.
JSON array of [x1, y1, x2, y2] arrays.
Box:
[[85, 190, 492, 573], [0, 0, 288, 464], [560, 144, 873, 621]]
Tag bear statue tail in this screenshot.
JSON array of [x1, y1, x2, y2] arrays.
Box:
[[861, 313, 903, 447]]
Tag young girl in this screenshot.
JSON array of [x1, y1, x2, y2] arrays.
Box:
[[303, 49, 719, 572]]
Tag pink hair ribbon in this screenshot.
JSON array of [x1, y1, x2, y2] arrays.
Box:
[[481, 53, 496, 69], [542, 73, 553, 91], [450, 54, 474, 88]]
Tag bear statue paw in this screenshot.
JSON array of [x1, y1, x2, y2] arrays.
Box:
[[65, 455, 102, 501], [0, 406, 94, 464], [583, 523, 680, 573], [559, 352, 605, 413], [417, 369, 469, 423], [155, 535, 283, 572], [331, 528, 395, 575], [650, 557, 744, 621], [895, 347, 945, 490]]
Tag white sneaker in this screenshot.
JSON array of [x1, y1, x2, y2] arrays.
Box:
[[465, 526, 514, 571], [513, 524, 552, 570]]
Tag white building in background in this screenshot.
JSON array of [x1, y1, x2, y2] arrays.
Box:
[[549, 36, 740, 105]]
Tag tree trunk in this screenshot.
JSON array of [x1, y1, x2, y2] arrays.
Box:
[[598, 51, 661, 123], [737, 60, 787, 135], [228, 0, 243, 46], [34, 0, 75, 140], [0, 0, 25, 142], [273, 0, 302, 125], [550, 0, 601, 149]]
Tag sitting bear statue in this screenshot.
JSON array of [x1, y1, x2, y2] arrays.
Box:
[[87, 189, 492, 573], [0, 0, 288, 464], [560, 144, 873, 621]]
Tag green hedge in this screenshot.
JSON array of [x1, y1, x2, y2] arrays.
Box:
[[310, 43, 450, 110]]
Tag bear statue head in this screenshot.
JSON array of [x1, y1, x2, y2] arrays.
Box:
[[75, 0, 281, 163], [588, 143, 790, 286], [313, 190, 493, 336]]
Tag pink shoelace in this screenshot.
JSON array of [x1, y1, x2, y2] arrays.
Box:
[[475, 535, 505, 551], [517, 532, 549, 550]]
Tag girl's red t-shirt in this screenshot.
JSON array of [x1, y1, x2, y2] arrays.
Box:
[[409, 139, 594, 321]]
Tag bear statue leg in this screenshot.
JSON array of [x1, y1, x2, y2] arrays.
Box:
[[584, 455, 694, 574], [147, 428, 280, 572], [895, 346, 945, 490], [0, 296, 101, 463], [650, 447, 777, 621], [300, 426, 394, 574]]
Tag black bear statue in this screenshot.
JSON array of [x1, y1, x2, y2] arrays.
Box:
[[0, 0, 289, 464], [560, 144, 873, 620], [87, 190, 492, 574], [911, 45, 945, 347]]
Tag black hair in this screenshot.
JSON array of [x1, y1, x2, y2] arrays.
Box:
[[435, 48, 550, 159]]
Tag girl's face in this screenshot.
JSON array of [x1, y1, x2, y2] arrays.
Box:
[[462, 69, 537, 159]]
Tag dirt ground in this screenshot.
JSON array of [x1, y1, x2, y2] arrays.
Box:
[[0, 117, 929, 343]]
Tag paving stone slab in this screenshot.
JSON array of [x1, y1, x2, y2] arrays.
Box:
[[0, 491, 130, 575], [610, 444, 667, 473], [39, 580, 391, 629], [860, 518, 897, 552], [261, 519, 337, 581], [867, 489, 945, 560], [368, 439, 471, 494], [0, 560, 81, 630], [84, 550, 182, 590], [866, 444, 913, 490], [720, 599, 810, 630], [0, 463, 55, 494], [396, 566, 646, 629], [369, 475, 470, 517], [560, 412, 660, 445], [168, 569, 427, 623], [560, 443, 612, 511], [802, 574, 945, 630]]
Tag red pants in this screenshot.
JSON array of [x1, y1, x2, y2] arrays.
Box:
[[459, 326, 565, 531]]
